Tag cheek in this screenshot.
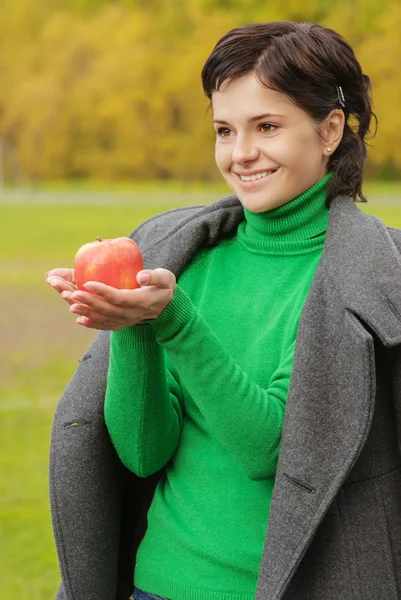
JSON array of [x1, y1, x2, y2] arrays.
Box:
[[295, 132, 323, 160], [215, 143, 231, 172]]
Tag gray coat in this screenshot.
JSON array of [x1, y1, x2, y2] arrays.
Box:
[[50, 193, 401, 600]]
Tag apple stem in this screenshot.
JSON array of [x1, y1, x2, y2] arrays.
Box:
[[96, 236, 103, 242]]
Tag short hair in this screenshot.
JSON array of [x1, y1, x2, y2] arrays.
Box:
[[201, 21, 378, 204]]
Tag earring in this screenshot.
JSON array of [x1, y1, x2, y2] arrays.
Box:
[[326, 147, 332, 152]]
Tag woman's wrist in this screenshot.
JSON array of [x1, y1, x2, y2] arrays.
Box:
[[149, 285, 197, 341]]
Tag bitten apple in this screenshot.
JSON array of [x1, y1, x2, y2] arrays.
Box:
[[74, 236, 144, 290]]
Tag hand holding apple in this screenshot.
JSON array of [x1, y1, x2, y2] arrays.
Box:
[[45, 235, 176, 330], [65, 268, 176, 330], [46, 267, 176, 330]]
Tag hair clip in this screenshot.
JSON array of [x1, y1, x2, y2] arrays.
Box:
[[337, 85, 346, 108]]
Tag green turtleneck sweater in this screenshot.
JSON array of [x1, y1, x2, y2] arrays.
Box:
[[104, 173, 332, 600]]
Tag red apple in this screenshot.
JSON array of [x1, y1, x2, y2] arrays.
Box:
[[74, 236, 144, 291]]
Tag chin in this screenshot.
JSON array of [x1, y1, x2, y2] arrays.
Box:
[[238, 193, 285, 213]]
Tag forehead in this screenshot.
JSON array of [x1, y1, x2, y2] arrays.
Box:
[[211, 72, 297, 120]]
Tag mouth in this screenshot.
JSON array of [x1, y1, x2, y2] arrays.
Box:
[[236, 168, 279, 186]]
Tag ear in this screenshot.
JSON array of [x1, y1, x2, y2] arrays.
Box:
[[322, 109, 345, 156]]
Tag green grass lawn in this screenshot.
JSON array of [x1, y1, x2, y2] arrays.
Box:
[[0, 410, 59, 599], [1, 187, 401, 599]]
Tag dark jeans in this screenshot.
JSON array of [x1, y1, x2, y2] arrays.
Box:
[[131, 588, 169, 600]]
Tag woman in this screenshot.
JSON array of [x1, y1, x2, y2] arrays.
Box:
[[46, 21, 401, 600]]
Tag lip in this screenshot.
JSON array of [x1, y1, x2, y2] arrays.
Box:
[[236, 168, 278, 176], [235, 168, 279, 188]]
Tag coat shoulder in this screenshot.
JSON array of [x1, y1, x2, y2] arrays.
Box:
[[128, 204, 205, 243], [127, 194, 242, 250], [386, 225, 401, 253]]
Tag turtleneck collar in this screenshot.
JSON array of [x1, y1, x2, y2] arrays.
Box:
[[237, 172, 332, 255]]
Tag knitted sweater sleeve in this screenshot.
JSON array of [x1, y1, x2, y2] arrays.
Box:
[[105, 284, 293, 480], [150, 285, 293, 480], [104, 325, 184, 477]]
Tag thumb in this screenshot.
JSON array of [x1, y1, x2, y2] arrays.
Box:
[[137, 271, 151, 285], [137, 269, 176, 289]]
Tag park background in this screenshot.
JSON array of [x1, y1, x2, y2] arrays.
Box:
[[1, 0, 401, 597]]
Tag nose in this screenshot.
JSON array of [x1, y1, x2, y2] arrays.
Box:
[[232, 134, 260, 164]]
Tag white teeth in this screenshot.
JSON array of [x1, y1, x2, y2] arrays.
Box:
[[240, 170, 275, 182]]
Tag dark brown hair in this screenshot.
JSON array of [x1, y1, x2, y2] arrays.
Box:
[[201, 21, 377, 204]]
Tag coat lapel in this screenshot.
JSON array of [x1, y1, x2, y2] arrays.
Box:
[[256, 195, 401, 599]]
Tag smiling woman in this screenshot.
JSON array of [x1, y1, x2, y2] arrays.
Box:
[[47, 21, 401, 600], [202, 22, 376, 211], [210, 73, 343, 212]]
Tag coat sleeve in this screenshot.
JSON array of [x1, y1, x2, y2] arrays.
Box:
[[49, 330, 157, 600]]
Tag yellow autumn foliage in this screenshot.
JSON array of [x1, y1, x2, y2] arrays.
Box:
[[0, 0, 399, 182]]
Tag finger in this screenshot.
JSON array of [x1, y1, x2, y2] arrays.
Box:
[[46, 276, 77, 293], [60, 291, 76, 305], [69, 292, 135, 323], [75, 316, 103, 329], [70, 283, 126, 309], [46, 268, 76, 284], [136, 268, 176, 290], [76, 282, 161, 315], [75, 315, 126, 331], [70, 301, 114, 321]]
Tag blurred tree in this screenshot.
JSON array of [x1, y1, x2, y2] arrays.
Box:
[[0, 0, 398, 182], [357, 1, 401, 178]]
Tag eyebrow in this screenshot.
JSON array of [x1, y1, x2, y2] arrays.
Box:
[[213, 112, 287, 124]]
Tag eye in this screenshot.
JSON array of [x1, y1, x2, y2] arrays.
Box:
[[259, 123, 277, 133], [216, 127, 232, 138]]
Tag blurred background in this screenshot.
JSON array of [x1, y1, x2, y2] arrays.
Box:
[[1, 0, 401, 597]]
